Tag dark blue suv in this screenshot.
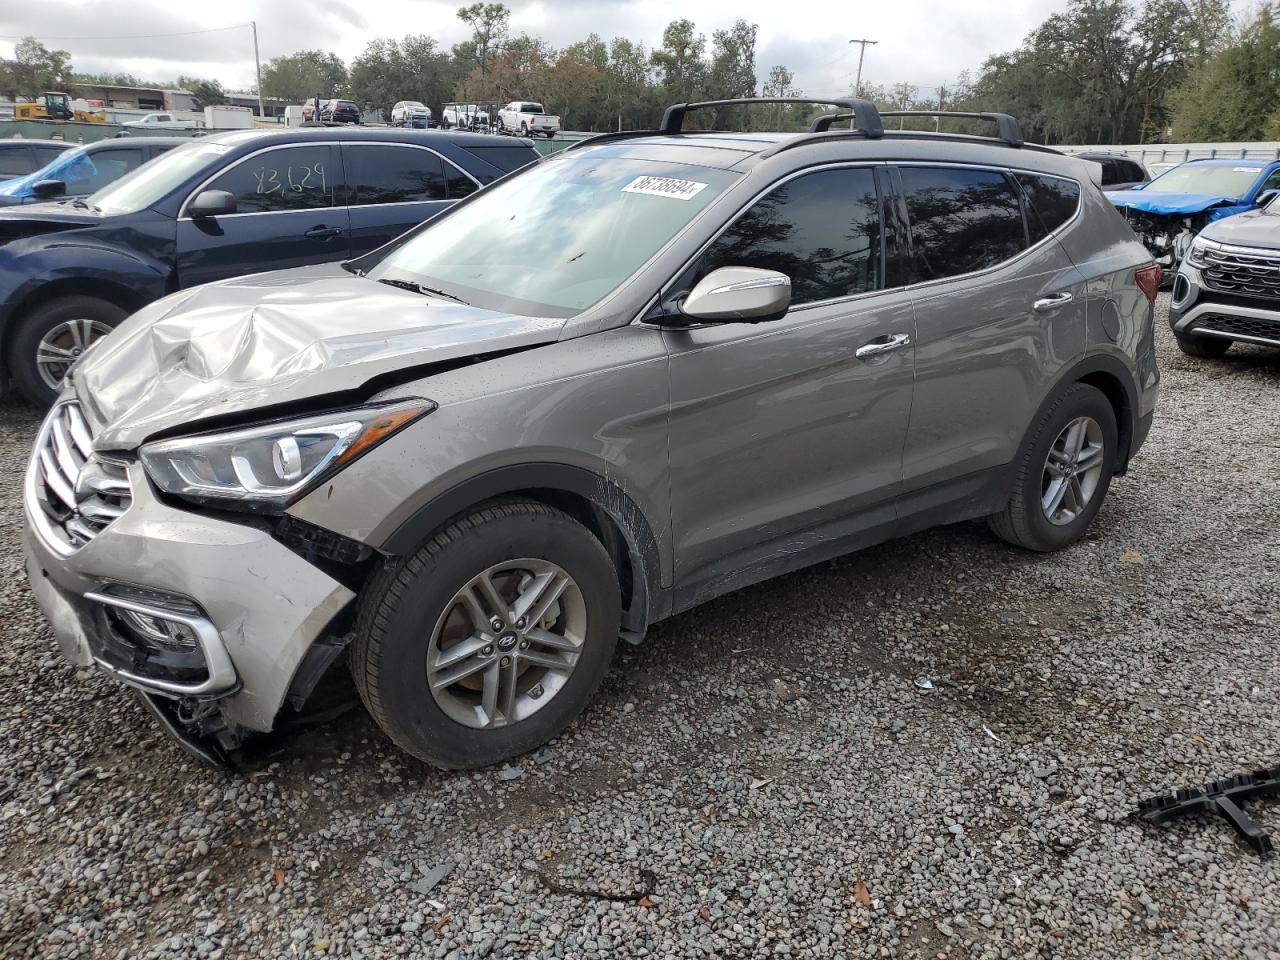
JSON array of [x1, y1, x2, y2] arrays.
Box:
[[0, 128, 539, 404]]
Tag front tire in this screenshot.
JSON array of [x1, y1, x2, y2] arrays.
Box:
[[988, 383, 1117, 552], [1175, 332, 1231, 359], [9, 296, 126, 406], [351, 500, 621, 768]]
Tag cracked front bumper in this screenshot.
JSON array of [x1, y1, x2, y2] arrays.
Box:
[[23, 443, 357, 733]]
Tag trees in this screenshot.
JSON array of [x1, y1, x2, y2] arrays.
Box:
[[0, 38, 72, 100], [348, 37, 458, 118], [455, 3, 511, 79], [177, 77, 228, 110], [1169, 4, 1280, 141], [260, 50, 347, 104], [651, 20, 707, 104]]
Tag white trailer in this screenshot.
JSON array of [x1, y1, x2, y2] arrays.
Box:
[[204, 105, 254, 129]]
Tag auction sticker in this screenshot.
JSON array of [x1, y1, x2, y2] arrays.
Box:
[[622, 176, 709, 200], [1233, 167, 1262, 173]]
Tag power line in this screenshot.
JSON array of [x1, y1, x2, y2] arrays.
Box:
[[0, 23, 251, 42]]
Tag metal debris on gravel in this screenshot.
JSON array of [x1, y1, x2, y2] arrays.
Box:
[[1, 298, 1278, 959]]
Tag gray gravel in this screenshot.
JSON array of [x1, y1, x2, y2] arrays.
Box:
[[2, 296, 1278, 959]]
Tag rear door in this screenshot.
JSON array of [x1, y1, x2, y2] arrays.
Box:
[[894, 164, 1087, 496], [175, 142, 350, 287], [340, 142, 478, 255]]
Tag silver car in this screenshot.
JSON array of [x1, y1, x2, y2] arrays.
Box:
[[23, 99, 1161, 769]]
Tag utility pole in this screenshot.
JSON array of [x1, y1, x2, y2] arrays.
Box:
[[252, 20, 265, 123], [848, 38, 878, 129], [936, 82, 945, 131]]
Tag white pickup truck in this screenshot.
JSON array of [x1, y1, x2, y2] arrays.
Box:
[[122, 112, 201, 130], [498, 101, 560, 138]]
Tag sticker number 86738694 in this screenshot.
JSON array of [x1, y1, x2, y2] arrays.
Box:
[[253, 162, 326, 195]]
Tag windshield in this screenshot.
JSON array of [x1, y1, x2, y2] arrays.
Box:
[[1145, 163, 1265, 198], [90, 141, 230, 214], [0, 146, 92, 197], [365, 156, 738, 317]]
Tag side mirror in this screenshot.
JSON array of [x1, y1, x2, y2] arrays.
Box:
[[681, 267, 791, 323], [32, 179, 66, 199], [188, 189, 237, 218], [1255, 189, 1278, 207]]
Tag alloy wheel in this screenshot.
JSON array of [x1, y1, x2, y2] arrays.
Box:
[[1041, 416, 1105, 526], [426, 559, 586, 729], [36, 318, 112, 389]]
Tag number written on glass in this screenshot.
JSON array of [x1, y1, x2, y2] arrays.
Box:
[[253, 162, 326, 195]]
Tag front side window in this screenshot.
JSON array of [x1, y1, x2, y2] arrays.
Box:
[[69, 148, 145, 195], [1016, 173, 1080, 242], [345, 144, 446, 205], [900, 166, 1026, 281], [699, 167, 883, 304], [0, 148, 33, 178], [207, 145, 335, 214], [365, 156, 738, 316]]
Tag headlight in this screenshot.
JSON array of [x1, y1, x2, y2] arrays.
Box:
[[140, 399, 434, 512], [1185, 235, 1213, 268]]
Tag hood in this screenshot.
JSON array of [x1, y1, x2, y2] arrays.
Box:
[[77, 265, 566, 450], [1107, 190, 1240, 217], [0, 203, 103, 242], [1200, 207, 1280, 251]]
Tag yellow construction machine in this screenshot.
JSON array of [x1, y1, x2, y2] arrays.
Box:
[[14, 92, 107, 123]]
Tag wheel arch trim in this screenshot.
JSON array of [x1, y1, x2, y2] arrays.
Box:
[[1045, 353, 1141, 473]]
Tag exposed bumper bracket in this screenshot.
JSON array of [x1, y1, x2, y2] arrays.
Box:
[[1139, 767, 1280, 857]]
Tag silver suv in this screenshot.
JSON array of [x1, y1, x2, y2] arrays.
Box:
[[23, 99, 1161, 769]]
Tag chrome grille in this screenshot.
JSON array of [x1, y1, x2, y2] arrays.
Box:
[[33, 402, 132, 549], [1200, 243, 1280, 300]]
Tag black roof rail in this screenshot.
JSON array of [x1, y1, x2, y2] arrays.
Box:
[[873, 111, 1024, 147], [661, 97, 884, 138]]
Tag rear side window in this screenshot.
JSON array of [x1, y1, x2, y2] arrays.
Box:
[[463, 145, 538, 174], [900, 166, 1025, 280], [1122, 160, 1146, 183], [701, 167, 882, 304], [345, 144, 446, 204], [207, 144, 335, 214], [1016, 173, 1081, 243]]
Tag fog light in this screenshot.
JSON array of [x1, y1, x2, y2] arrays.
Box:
[[114, 609, 198, 649]]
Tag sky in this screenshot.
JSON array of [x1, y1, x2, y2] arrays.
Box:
[[0, 0, 1203, 97]]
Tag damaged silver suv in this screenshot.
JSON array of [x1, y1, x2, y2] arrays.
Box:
[[24, 99, 1161, 769]]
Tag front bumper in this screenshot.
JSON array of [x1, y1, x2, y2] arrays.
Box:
[[23, 431, 357, 734], [1169, 264, 1280, 348]]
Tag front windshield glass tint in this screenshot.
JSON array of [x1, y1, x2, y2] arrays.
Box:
[[1146, 164, 1264, 198], [366, 156, 737, 317], [90, 142, 230, 214]]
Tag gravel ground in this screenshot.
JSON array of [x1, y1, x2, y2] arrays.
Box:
[[1, 296, 1278, 960]]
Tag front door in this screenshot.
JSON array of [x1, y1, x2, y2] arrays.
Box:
[[893, 164, 1088, 494], [175, 142, 350, 288], [664, 165, 916, 605]]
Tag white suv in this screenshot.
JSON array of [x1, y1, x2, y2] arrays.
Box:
[[391, 101, 432, 128]]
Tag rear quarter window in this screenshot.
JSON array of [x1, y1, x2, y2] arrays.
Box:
[[463, 145, 540, 174], [1015, 173, 1081, 242]]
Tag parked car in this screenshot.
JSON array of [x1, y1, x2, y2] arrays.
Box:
[[0, 137, 177, 207], [21, 98, 1160, 770], [498, 101, 560, 138], [322, 100, 360, 124], [1075, 152, 1148, 191], [0, 139, 75, 182], [122, 112, 200, 130], [1168, 192, 1280, 357], [0, 128, 537, 404], [1106, 158, 1280, 277], [442, 103, 489, 130], [391, 101, 432, 128]]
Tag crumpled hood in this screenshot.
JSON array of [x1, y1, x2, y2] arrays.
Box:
[[77, 265, 565, 450], [1107, 190, 1239, 217], [1200, 207, 1280, 250]]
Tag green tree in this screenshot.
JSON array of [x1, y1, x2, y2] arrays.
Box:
[[0, 37, 72, 99], [177, 76, 227, 109], [348, 36, 457, 118], [651, 20, 707, 104], [1170, 4, 1280, 141], [260, 50, 347, 104], [455, 3, 511, 78]]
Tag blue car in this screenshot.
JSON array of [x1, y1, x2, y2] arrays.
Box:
[[0, 137, 177, 207], [0, 127, 539, 404], [1107, 158, 1280, 275]]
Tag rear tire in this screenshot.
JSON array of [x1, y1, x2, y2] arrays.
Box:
[[351, 500, 621, 769], [520, 121, 529, 136], [988, 383, 1117, 553], [9, 295, 127, 406], [1175, 333, 1231, 359]]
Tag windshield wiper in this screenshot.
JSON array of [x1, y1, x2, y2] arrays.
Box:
[[376, 276, 469, 305]]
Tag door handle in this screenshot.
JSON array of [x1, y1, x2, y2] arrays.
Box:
[[1033, 292, 1074, 312], [855, 332, 911, 360], [304, 225, 342, 240]]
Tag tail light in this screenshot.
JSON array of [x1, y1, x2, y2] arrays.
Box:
[[1135, 265, 1161, 304]]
